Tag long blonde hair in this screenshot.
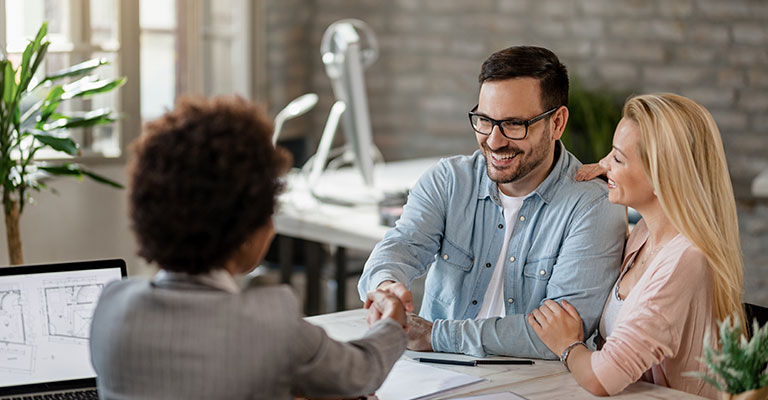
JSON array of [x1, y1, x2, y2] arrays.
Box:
[[623, 93, 746, 334]]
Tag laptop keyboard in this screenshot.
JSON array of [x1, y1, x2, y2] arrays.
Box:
[[7, 389, 99, 399]]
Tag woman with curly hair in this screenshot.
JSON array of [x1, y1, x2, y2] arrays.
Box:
[[89, 96, 407, 399], [528, 93, 744, 398]]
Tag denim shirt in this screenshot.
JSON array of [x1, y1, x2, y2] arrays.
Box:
[[357, 142, 626, 358]]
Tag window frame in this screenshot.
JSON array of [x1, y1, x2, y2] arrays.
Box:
[[0, 0, 140, 164], [1, 0, 264, 165]]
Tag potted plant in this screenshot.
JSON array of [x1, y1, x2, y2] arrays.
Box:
[[561, 81, 625, 164], [689, 316, 768, 400], [0, 22, 124, 265]]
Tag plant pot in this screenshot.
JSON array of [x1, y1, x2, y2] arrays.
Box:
[[719, 386, 768, 400]]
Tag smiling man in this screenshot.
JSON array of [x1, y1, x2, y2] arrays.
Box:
[[358, 46, 626, 358]]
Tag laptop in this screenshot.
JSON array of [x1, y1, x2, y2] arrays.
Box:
[[0, 259, 126, 399]]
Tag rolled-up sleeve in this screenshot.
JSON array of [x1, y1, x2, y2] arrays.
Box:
[[591, 307, 676, 394], [590, 248, 710, 395], [432, 193, 625, 358], [357, 161, 449, 298]]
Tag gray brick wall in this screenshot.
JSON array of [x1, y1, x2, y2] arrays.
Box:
[[263, 0, 768, 305]]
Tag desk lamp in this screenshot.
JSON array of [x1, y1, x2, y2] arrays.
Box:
[[272, 93, 319, 145]]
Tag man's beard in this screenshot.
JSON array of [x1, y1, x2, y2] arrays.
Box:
[[482, 125, 552, 184]]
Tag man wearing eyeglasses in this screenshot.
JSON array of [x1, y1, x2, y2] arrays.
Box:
[[358, 46, 625, 359]]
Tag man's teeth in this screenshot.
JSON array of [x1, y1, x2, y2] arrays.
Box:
[[608, 178, 615, 186], [493, 153, 518, 160]]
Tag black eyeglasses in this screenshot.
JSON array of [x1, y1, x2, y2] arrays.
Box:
[[468, 105, 559, 140]]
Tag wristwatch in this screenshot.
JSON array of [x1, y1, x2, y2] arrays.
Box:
[[560, 340, 586, 372]]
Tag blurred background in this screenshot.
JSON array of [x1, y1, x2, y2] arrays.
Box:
[[1, 0, 766, 306]]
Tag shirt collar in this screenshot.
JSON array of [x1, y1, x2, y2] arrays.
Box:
[[477, 141, 566, 205], [153, 268, 241, 294]]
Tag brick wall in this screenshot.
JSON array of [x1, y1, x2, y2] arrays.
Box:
[[263, 0, 768, 305]]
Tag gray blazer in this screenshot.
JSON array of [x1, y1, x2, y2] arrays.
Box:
[[89, 274, 406, 399]]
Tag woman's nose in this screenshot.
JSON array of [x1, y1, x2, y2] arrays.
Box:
[[598, 155, 610, 170]]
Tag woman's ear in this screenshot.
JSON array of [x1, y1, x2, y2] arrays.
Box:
[[226, 219, 276, 276]]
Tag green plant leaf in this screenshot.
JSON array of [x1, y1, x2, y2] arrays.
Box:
[[0, 60, 5, 105], [562, 81, 625, 164], [37, 164, 123, 188], [3, 62, 17, 104], [37, 163, 83, 178], [38, 85, 65, 124], [16, 25, 47, 94], [696, 315, 768, 393], [25, 41, 49, 91], [42, 108, 116, 130], [61, 76, 126, 100], [19, 84, 49, 127], [12, 107, 20, 130], [20, 42, 34, 85], [43, 58, 110, 82], [33, 22, 48, 47], [19, 23, 47, 83], [80, 168, 124, 189], [32, 133, 80, 156]]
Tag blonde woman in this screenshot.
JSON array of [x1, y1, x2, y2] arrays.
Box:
[[527, 93, 744, 398]]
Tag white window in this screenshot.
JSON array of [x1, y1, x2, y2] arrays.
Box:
[[0, 0, 140, 160], [139, 0, 254, 119], [1, 0, 256, 160]]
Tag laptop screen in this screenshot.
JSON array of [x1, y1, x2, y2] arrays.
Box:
[[0, 260, 125, 392]]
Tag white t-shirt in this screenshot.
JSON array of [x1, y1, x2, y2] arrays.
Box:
[[476, 190, 525, 319]]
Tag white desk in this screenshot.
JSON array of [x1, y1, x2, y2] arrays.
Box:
[[306, 309, 706, 400], [274, 158, 440, 314]]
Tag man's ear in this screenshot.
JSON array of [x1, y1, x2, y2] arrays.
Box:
[[551, 106, 569, 141]]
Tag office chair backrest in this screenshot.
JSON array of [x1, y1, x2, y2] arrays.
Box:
[[744, 303, 768, 337]]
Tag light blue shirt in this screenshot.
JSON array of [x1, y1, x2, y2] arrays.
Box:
[[358, 142, 625, 358]]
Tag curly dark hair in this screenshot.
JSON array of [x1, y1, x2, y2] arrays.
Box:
[[479, 46, 569, 111], [129, 96, 290, 274]]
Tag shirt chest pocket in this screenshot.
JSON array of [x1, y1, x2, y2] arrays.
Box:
[[437, 238, 474, 271], [523, 257, 556, 280]]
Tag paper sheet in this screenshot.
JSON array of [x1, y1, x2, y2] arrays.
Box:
[[375, 360, 485, 400], [452, 392, 529, 400]]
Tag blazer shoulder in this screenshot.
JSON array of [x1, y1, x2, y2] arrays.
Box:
[[99, 277, 149, 301], [241, 284, 303, 317]]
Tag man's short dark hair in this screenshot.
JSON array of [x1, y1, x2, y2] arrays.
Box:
[[129, 96, 290, 274], [478, 46, 569, 111]]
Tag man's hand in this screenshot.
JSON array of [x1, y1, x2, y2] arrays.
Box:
[[405, 312, 433, 351], [375, 280, 414, 312], [527, 299, 584, 356], [364, 290, 407, 331]]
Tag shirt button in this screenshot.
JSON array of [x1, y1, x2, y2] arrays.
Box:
[[485, 262, 492, 268], [509, 256, 515, 262], [443, 254, 449, 260], [539, 269, 546, 276], [472, 300, 478, 305], [519, 216, 526, 222], [507, 298, 514, 303], [498, 223, 504, 229]]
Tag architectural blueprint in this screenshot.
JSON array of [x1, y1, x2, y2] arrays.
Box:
[[0, 268, 122, 388]]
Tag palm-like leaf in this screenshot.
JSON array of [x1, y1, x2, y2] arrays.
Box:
[[42, 58, 110, 83], [37, 163, 123, 188], [1, 21, 125, 225]]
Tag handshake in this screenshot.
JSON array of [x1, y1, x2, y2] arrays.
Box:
[[364, 281, 433, 351]]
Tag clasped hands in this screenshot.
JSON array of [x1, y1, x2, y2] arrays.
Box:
[[364, 281, 433, 351]]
